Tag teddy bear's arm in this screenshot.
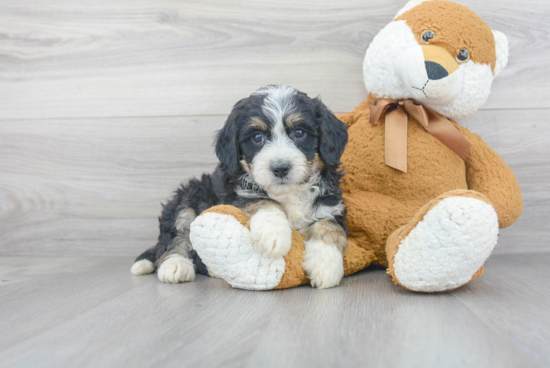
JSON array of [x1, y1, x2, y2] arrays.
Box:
[[456, 125, 522, 228]]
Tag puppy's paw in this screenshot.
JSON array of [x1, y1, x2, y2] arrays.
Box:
[[250, 208, 292, 258], [303, 240, 344, 289], [130, 259, 154, 275], [157, 254, 195, 284]]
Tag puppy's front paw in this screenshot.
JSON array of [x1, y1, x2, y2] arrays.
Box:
[[157, 254, 195, 284], [250, 209, 292, 258], [303, 240, 344, 289]]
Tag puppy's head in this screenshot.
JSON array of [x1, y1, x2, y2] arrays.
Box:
[[216, 85, 348, 195]]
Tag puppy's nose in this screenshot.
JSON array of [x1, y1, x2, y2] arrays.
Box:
[[425, 61, 448, 80], [272, 163, 291, 178]]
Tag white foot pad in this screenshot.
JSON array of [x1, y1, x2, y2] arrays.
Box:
[[393, 196, 499, 292], [157, 254, 195, 284], [190, 212, 285, 290], [130, 259, 154, 275]]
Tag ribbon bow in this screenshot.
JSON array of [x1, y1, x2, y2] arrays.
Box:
[[368, 99, 472, 173]]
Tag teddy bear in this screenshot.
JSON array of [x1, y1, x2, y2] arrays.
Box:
[[188, 0, 522, 292]]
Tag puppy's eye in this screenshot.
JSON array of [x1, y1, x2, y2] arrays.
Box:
[[421, 30, 435, 44], [456, 48, 470, 63], [252, 132, 265, 144], [294, 129, 306, 139]]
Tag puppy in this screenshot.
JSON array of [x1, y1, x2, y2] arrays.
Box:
[[131, 85, 349, 288]]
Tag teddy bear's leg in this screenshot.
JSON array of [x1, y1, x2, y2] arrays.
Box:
[[343, 190, 414, 267], [190, 205, 371, 290], [385, 190, 498, 292], [189, 205, 310, 290]]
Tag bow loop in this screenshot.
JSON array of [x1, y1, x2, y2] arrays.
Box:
[[368, 99, 472, 173], [368, 99, 398, 126], [402, 100, 429, 128]]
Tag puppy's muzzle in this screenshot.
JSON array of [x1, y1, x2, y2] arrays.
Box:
[[271, 163, 291, 178]]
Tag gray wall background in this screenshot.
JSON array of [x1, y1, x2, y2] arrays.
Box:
[[1, 0, 548, 257]]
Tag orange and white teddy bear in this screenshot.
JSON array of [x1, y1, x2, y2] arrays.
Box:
[[189, 0, 522, 291]]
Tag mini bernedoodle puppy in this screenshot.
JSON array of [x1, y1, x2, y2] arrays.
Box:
[[131, 85, 349, 288]]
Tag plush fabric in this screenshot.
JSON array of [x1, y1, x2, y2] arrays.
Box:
[[189, 0, 522, 292]]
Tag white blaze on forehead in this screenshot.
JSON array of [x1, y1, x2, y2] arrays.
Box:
[[253, 85, 297, 137]]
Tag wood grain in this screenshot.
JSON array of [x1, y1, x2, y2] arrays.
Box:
[[0, 254, 548, 367], [0, 109, 547, 257], [461, 109, 550, 254], [0, 1, 548, 366], [0, 116, 222, 257], [0, 0, 549, 119]]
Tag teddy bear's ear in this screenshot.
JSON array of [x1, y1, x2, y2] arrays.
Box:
[[394, 0, 432, 18], [493, 30, 509, 77]]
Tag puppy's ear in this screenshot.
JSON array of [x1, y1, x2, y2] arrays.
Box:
[[215, 99, 246, 177], [314, 98, 348, 167]]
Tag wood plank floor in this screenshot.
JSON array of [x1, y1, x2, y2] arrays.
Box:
[[1, 254, 549, 368]]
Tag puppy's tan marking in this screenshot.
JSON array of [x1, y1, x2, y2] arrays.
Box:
[[249, 117, 268, 130], [303, 217, 347, 253], [285, 112, 302, 128], [310, 153, 325, 171], [240, 159, 250, 173]]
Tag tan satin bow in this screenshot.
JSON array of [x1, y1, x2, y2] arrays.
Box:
[[368, 99, 472, 173]]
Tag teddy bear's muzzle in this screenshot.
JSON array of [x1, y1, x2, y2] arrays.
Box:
[[395, 44, 464, 106]]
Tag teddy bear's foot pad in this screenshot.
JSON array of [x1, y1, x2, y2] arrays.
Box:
[[393, 196, 499, 292], [190, 212, 285, 290]]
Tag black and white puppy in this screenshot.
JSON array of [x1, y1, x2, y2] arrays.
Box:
[[131, 85, 349, 288]]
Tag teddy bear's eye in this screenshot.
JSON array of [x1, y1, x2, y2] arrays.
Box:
[[421, 30, 435, 44], [456, 49, 470, 63]]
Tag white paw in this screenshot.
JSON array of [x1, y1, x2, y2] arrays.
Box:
[[157, 255, 195, 284], [130, 259, 154, 275], [303, 240, 344, 289], [393, 196, 499, 292], [250, 208, 292, 258]]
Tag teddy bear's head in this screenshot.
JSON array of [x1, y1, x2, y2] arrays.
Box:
[[363, 0, 508, 120]]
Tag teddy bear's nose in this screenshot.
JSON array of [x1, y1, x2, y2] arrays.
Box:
[[425, 61, 449, 80]]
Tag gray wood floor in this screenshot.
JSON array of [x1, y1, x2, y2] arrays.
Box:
[[1, 254, 549, 368], [1, 1, 549, 367]]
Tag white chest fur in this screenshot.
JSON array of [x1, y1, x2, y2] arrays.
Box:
[[268, 183, 344, 231]]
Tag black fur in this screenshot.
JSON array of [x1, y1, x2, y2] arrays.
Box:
[[134, 86, 349, 275], [314, 97, 349, 168]]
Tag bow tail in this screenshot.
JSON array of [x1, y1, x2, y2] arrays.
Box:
[[384, 107, 409, 173], [422, 108, 472, 161]]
